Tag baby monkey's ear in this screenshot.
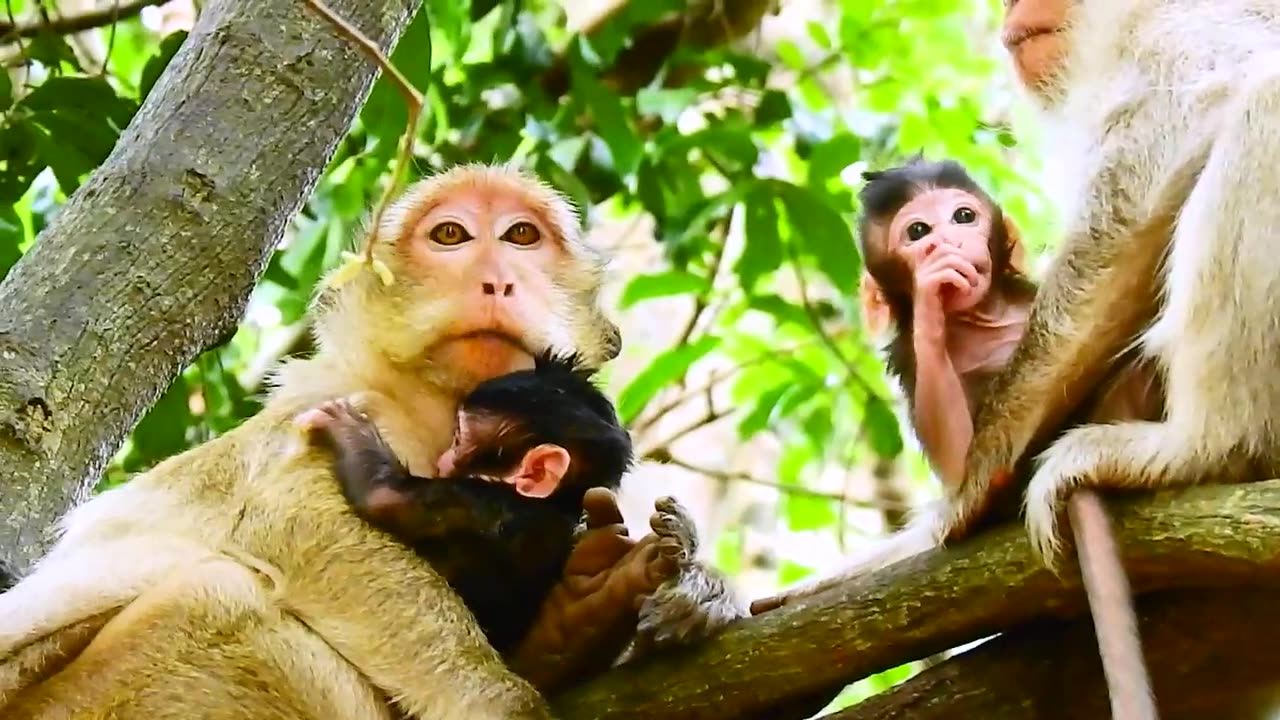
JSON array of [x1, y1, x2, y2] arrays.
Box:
[[859, 271, 893, 339], [512, 444, 571, 498], [1003, 215, 1029, 275]]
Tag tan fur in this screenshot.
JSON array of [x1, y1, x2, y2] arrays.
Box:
[[752, 0, 1278, 620], [0, 163, 620, 718]]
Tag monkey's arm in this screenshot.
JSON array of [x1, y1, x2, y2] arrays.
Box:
[[911, 343, 974, 489], [950, 142, 1210, 542]]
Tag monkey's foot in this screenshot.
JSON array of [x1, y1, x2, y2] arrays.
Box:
[[1024, 428, 1097, 570], [629, 497, 744, 658], [508, 490, 680, 693]]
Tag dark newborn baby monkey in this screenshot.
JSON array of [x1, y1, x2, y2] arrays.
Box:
[[298, 351, 633, 654]]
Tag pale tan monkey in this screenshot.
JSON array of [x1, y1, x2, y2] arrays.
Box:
[[0, 163, 625, 719]]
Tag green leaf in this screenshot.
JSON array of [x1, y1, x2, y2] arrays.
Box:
[[0, 71, 11, 113], [0, 206, 24, 282], [139, 31, 189, 102], [784, 493, 838, 532], [737, 383, 790, 437], [863, 396, 904, 458], [27, 123, 96, 194], [776, 182, 860, 293], [737, 186, 781, 292], [754, 89, 792, 126], [361, 6, 433, 142], [636, 88, 698, 124], [617, 335, 720, 423], [125, 375, 193, 472], [20, 76, 138, 130], [618, 270, 706, 309], [0, 121, 43, 204], [25, 31, 82, 71], [569, 40, 640, 176]]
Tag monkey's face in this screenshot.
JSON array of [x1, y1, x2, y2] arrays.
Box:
[[315, 164, 620, 394], [402, 187, 566, 383], [882, 188, 994, 313], [1001, 0, 1071, 94]]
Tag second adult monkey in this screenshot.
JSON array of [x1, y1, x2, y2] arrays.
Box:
[[753, 157, 1164, 716]]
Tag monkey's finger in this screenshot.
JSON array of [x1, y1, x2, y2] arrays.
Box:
[[749, 594, 788, 615], [582, 487, 625, 529], [292, 408, 333, 432]]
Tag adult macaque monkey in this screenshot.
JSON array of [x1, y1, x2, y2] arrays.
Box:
[[0, 164, 632, 719]]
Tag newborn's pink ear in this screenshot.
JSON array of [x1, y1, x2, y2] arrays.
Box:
[[513, 444, 570, 498]]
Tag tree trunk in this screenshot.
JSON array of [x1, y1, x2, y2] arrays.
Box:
[[0, 0, 422, 572], [551, 479, 1280, 720]]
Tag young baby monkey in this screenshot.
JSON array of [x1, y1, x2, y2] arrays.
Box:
[[299, 350, 636, 655], [854, 156, 1163, 713]]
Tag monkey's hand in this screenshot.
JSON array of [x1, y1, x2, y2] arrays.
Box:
[[624, 496, 746, 662], [507, 488, 679, 694]]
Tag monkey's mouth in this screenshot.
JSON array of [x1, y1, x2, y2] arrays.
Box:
[[1002, 26, 1060, 50], [450, 330, 535, 359]]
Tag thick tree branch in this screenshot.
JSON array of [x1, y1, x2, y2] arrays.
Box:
[[551, 479, 1280, 720], [0, 0, 422, 572], [0, 0, 170, 42], [833, 587, 1280, 720]]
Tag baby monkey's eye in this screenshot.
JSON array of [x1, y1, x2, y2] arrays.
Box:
[[430, 221, 473, 246], [906, 221, 931, 242], [502, 221, 541, 247], [952, 207, 977, 224]]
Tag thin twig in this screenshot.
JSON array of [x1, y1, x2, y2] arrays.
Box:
[[302, 0, 423, 264], [639, 406, 734, 456], [100, 0, 121, 77], [649, 451, 887, 508], [0, 0, 167, 42], [786, 246, 884, 402]]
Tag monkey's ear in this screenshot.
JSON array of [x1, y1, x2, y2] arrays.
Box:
[[512, 444, 570, 498], [859, 272, 893, 338], [1003, 216, 1029, 275]]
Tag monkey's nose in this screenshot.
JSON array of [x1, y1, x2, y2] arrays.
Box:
[[482, 282, 515, 297]]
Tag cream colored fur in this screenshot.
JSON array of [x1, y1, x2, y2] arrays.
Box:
[[0, 163, 618, 719]]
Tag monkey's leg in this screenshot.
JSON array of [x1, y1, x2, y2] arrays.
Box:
[[953, 137, 1213, 541], [6, 555, 392, 720], [0, 536, 218, 705], [1023, 67, 1280, 563]]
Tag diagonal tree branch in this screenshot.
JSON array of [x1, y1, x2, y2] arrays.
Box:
[[0, 0, 423, 572], [551, 479, 1280, 719], [0, 0, 170, 42]]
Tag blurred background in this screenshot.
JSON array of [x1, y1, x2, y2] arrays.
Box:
[[0, 0, 1057, 709]]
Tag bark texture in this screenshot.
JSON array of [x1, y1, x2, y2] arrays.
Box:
[[833, 587, 1280, 720], [0, 0, 422, 572], [551, 480, 1280, 719]]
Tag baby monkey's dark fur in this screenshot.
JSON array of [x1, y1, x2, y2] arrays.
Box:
[[307, 351, 634, 653]]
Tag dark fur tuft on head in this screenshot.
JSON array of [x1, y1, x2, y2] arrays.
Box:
[[460, 349, 634, 495]]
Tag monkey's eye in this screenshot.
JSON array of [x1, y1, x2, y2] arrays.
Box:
[[906, 221, 931, 242], [429, 222, 472, 246], [952, 207, 977, 224], [502, 222, 541, 247]]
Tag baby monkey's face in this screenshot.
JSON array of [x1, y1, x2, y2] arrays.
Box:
[[436, 409, 569, 499]]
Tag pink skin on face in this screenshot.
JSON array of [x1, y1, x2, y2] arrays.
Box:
[[887, 187, 993, 315]]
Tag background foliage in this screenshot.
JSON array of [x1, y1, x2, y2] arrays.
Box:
[[1, 0, 1051, 711]]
